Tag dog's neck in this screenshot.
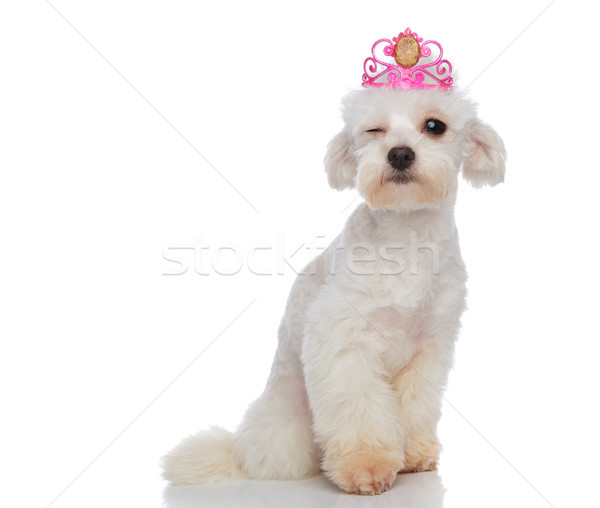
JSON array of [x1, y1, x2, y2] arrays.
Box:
[[370, 194, 458, 243]]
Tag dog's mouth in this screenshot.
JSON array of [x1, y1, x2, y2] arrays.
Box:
[[381, 170, 418, 186]]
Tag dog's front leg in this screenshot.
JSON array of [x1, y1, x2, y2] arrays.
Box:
[[393, 334, 455, 473], [302, 301, 405, 495]]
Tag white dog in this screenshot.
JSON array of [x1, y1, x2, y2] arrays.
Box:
[[162, 31, 505, 496]]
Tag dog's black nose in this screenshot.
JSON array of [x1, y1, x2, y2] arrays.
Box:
[[387, 147, 415, 171]]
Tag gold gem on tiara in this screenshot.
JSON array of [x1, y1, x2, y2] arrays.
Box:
[[394, 35, 421, 68]]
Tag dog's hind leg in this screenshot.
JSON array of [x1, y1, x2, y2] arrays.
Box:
[[234, 346, 320, 481]]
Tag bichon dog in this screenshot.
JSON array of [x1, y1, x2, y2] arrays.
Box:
[[162, 28, 505, 495]]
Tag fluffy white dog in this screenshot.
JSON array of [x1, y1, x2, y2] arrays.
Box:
[[162, 84, 505, 494]]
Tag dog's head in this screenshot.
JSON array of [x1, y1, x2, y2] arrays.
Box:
[[325, 88, 505, 211]]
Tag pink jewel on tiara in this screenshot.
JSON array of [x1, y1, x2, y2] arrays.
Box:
[[362, 28, 453, 90]]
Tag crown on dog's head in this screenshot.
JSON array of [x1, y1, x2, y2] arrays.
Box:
[[362, 28, 453, 90]]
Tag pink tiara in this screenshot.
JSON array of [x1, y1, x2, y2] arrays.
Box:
[[362, 28, 453, 90]]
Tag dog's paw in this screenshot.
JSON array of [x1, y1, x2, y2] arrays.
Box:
[[399, 455, 438, 473], [324, 449, 403, 495], [399, 438, 440, 474]]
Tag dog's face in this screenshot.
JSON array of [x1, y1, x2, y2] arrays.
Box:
[[325, 88, 506, 211]]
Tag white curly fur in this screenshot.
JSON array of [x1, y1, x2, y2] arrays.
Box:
[[162, 87, 505, 495]]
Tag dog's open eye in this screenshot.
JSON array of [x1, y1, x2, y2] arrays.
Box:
[[366, 128, 385, 133], [424, 119, 446, 136]]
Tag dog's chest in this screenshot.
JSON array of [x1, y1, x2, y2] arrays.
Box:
[[362, 239, 459, 370], [338, 205, 464, 369], [367, 266, 435, 337]]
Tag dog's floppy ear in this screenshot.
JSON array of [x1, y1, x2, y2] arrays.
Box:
[[324, 130, 357, 190], [462, 119, 506, 188]]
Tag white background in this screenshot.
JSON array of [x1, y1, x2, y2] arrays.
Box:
[[1, 1, 599, 507]]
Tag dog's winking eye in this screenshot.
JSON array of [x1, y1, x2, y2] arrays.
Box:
[[366, 128, 385, 134], [424, 119, 446, 136]]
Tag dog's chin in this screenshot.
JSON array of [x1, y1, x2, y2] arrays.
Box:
[[357, 167, 451, 212]]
